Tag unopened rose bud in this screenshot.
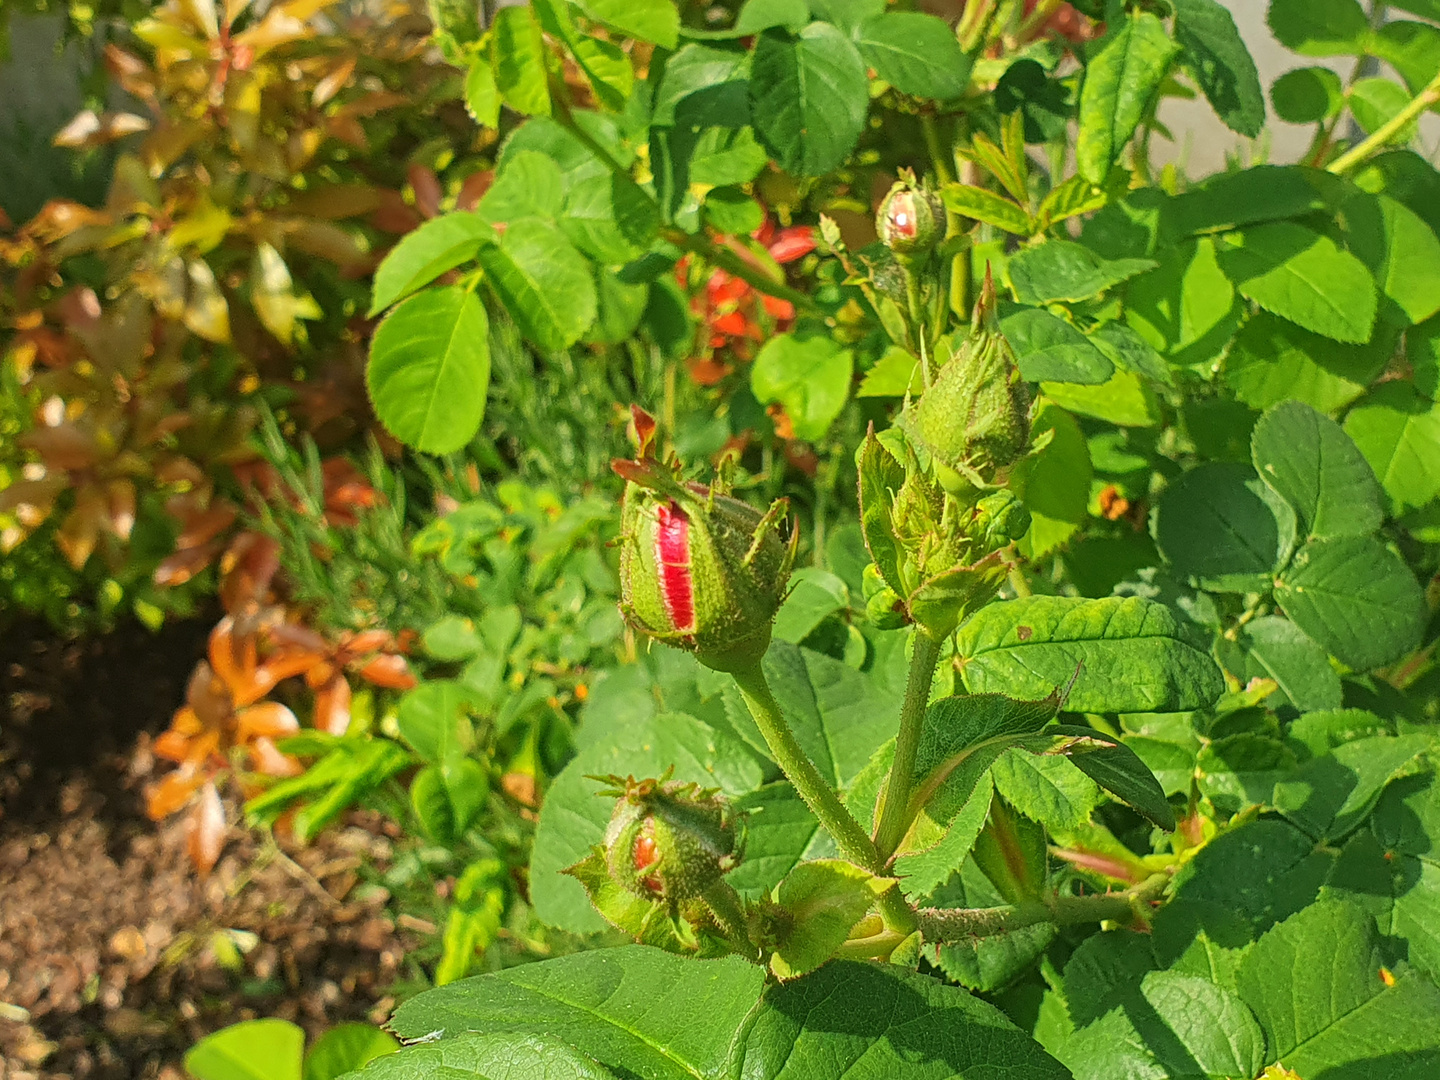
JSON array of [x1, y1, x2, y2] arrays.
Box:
[[599, 774, 740, 903], [906, 267, 1030, 497], [876, 175, 945, 259], [615, 407, 797, 674]]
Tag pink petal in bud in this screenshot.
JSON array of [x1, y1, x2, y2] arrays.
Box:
[[655, 501, 696, 634]]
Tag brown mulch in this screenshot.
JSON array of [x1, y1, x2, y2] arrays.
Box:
[[0, 618, 421, 1080]]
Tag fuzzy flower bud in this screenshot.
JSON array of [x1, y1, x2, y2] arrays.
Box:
[[906, 266, 1031, 497], [598, 774, 739, 904], [614, 407, 797, 674], [876, 173, 945, 259]]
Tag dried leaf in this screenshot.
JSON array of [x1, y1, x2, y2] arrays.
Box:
[[187, 782, 227, 873]]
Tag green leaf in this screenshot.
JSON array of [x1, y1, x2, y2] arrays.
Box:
[[396, 680, 477, 762], [703, 187, 765, 235], [998, 59, 1074, 146], [856, 345, 924, 397], [806, 0, 884, 32], [1059, 971, 1266, 1080], [991, 749, 1100, 832], [1344, 380, 1440, 513], [475, 150, 565, 225], [302, 1024, 397, 1080], [531, 710, 763, 933], [1124, 236, 1243, 369], [1370, 19, 1440, 94], [1198, 733, 1298, 814], [588, 269, 649, 344], [853, 11, 972, 100], [750, 23, 869, 176], [1086, 321, 1172, 385], [1350, 76, 1418, 141], [1040, 370, 1161, 428], [576, 0, 679, 49], [1251, 398, 1385, 540], [1223, 312, 1388, 415], [367, 213, 496, 317], [1237, 615, 1343, 713], [1271, 66, 1344, 123], [337, 1032, 613, 1079], [738, 959, 1073, 1079], [894, 771, 994, 901], [1173, 0, 1265, 137], [1267, 0, 1372, 56], [942, 183, 1034, 235], [463, 57, 499, 129], [1415, 313, 1440, 401], [1174, 819, 1333, 934], [1275, 535, 1427, 671], [1274, 733, 1434, 840], [1152, 462, 1298, 590], [770, 859, 891, 978], [773, 566, 848, 644], [561, 173, 659, 265], [186, 1019, 303, 1080], [1215, 221, 1378, 344], [735, 0, 808, 35], [476, 218, 597, 352], [490, 6, 550, 116], [999, 308, 1115, 385], [1237, 899, 1440, 1076], [1050, 725, 1176, 829], [1010, 402, 1093, 559], [1007, 240, 1156, 305], [954, 595, 1226, 713], [387, 946, 1071, 1080], [750, 330, 854, 442], [424, 615, 483, 660], [1163, 165, 1331, 238], [366, 287, 491, 455], [1076, 13, 1180, 184], [1343, 191, 1440, 327]]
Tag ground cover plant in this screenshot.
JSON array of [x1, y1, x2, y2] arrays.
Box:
[[2, 0, 1440, 1077]]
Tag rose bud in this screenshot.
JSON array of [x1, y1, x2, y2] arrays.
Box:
[[905, 266, 1031, 498], [614, 407, 797, 674], [876, 172, 945, 260], [598, 774, 740, 904]]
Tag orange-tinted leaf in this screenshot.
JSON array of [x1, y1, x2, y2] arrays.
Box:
[[457, 170, 494, 211], [186, 661, 236, 731], [20, 423, 102, 471], [56, 490, 105, 569], [356, 653, 417, 689], [218, 532, 280, 612], [407, 163, 442, 220], [236, 700, 300, 742], [312, 54, 357, 105], [107, 479, 137, 540], [343, 629, 393, 655], [147, 767, 205, 819], [154, 541, 222, 587], [248, 736, 303, 777], [284, 184, 382, 220], [187, 782, 227, 873], [25, 201, 112, 242], [312, 674, 352, 736], [370, 189, 422, 234]]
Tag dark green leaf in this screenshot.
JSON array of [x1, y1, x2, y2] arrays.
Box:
[[1344, 380, 1440, 513], [1172, 0, 1265, 137], [750, 23, 868, 176], [1267, 0, 1372, 56], [490, 6, 550, 115], [1050, 724, 1176, 829], [1271, 66, 1344, 123], [1343, 191, 1440, 327], [1011, 403, 1093, 559], [1162, 165, 1332, 238], [1223, 312, 1389, 415], [366, 287, 491, 455], [575, 0, 679, 48], [303, 1024, 397, 1080], [853, 11, 972, 100], [1251, 398, 1385, 539], [1275, 535, 1427, 671], [1152, 462, 1297, 590], [1172, 819, 1332, 934], [1274, 733, 1434, 840], [1238, 615, 1343, 713], [954, 595, 1226, 713], [770, 859, 890, 978], [339, 1033, 611, 1079], [1007, 240, 1156, 305], [750, 331, 854, 442]]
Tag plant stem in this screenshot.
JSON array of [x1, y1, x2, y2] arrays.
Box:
[[1017, 0, 1064, 41], [730, 661, 917, 934], [703, 879, 754, 955], [1328, 68, 1440, 175], [917, 873, 1169, 941], [872, 629, 943, 860], [921, 115, 954, 186]]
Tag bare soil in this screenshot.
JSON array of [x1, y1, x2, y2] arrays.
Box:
[[0, 618, 418, 1080]]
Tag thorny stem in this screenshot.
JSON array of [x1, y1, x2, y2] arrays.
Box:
[[873, 630, 944, 861], [703, 879, 754, 955], [1328, 68, 1440, 174], [917, 873, 1170, 942], [730, 661, 917, 934]]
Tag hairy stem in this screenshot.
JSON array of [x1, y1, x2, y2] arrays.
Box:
[[730, 661, 917, 934], [917, 873, 1169, 942], [703, 879, 754, 955], [873, 630, 943, 860], [1328, 68, 1440, 174]]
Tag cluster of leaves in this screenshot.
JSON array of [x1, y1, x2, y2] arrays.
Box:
[[325, 0, 1440, 1077]]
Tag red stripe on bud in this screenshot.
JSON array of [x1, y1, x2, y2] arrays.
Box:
[[655, 501, 696, 634]]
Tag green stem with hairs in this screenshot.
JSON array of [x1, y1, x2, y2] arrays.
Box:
[[1328, 68, 1440, 175], [917, 873, 1169, 941], [730, 660, 917, 934], [703, 879, 754, 955], [872, 629, 944, 860]]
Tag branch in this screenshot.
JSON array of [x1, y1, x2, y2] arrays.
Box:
[[916, 873, 1169, 942], [1328, 69, 1440, 175]]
